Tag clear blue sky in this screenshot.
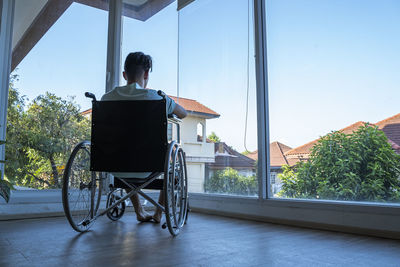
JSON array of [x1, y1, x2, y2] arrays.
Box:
[[12, 0, 400, 152]]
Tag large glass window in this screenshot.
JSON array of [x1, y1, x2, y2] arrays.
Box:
[[7, 1, 109, 190], [179, 0, 258, 196], [121, 0, 178, 91], [267, 0, 400, 203]]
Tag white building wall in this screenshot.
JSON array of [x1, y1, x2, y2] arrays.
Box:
[[179, 115, 215, 193], [187, 163, 205, 193]]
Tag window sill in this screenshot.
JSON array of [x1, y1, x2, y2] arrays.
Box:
[[188, 193, 400, 239], [2, 190, 399, 239]]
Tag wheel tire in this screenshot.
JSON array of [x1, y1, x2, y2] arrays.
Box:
[[164, 142, 188, 236], [62, 141, 102, 232], [106, 189, 126, 221]]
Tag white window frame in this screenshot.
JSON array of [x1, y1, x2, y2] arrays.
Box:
[[0, 0, 14, 180]]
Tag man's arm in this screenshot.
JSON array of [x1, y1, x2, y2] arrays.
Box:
[[173, 103, 187, 119]]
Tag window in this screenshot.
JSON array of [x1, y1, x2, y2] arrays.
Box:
[[167, 123, 173, 141], [267, 0, 400, 204], [120, 0, 178, 93], [7, 1, 109, 190], [197, 122, 204, 142], [270, 172, 276, 184], [179, 0, 258, 196]]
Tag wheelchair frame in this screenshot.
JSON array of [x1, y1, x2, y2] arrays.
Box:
[[62, 91, 189, 236]]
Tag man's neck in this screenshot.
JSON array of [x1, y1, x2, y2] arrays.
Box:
[[127, 79, 144, 88]]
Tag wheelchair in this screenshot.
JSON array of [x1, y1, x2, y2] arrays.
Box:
[[62, 91, 189, 236]]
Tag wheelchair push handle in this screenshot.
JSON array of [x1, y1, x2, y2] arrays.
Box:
[[85, 92, 97, 101], [157, 90, 166, 99]]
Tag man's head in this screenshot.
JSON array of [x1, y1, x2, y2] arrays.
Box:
[[123, 52, 152, 87]]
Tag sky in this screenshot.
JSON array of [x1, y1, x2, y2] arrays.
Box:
[[12, 0, 400, 153]]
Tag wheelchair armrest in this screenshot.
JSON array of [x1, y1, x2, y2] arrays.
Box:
[[168, 114, 182, 124]]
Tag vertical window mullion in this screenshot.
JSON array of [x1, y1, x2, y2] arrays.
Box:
[[0, 0, 15, 180], [253, 0, 269, 199], [106, 0, 123, 92]]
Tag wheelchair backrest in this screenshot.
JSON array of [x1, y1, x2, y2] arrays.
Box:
[[90, 99, 167, 172]]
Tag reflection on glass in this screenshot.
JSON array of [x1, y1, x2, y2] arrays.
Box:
[[7, 1, 109, 189], [179, 0, 258, 196], [267, 0, 400, 203]]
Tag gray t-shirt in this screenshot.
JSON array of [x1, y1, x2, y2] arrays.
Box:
[[101, 83, 176, 178]]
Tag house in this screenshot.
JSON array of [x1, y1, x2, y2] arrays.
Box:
[[205, 142, 256, 180], [246, 141, 292, 194], [285, 113, 400, 164], [80, 95, 220, 193]]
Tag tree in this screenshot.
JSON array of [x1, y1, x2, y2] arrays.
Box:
[[207, 131, 221, 143], [5, 81, 90, 189], [278, 123, 400, 202], [205, 167, 258, 195], [0, 140, 13, 203], [4, 74, 29, 188]]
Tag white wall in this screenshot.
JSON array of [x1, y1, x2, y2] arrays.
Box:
[[179, 115, 215, 193], [187, 162, 204, 193], [12, 0, 48, 49]]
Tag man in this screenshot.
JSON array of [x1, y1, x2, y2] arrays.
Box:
[[102, 52, 187, 222]]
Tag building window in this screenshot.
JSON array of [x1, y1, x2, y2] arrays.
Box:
[[167, 123, 173, 142], [270, 172, 277, 184], [197, 122, 204, 142]]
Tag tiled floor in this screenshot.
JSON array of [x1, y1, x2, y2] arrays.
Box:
[[0, 212, 399, 266]]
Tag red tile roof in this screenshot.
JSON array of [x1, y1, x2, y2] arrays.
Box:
[[376, 113, 400, 149], [81, 109, 92, 116], [285, 114, 400, 160], [375, 113, 400, 129], [285, 121, 367, 157], [244, 141, 293, 167], [80, 95, 220, 118], [169, 96, 220, 118]]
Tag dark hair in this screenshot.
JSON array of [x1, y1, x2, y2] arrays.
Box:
[[124, 52, 152, 81]]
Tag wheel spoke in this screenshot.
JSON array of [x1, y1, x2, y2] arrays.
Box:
[[62, 142, 102, 232]]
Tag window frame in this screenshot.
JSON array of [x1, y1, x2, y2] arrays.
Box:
[[0, 0, 399, 238]]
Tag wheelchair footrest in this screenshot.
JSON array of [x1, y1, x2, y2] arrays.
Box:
[[114, 178, 164, 190]]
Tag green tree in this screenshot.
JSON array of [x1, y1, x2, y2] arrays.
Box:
[[0, 140, 13, 202], [205, 167, 258, 195], [5, 81, 90, 189], [4, 74, 29, 188], [278, 123, 400, 202], [207, 131, 221, 143]]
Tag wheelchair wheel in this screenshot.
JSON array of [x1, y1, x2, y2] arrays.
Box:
[[164, 142, 188, 236], [62, 141, 102, 232], [106, 189, 126, 221]]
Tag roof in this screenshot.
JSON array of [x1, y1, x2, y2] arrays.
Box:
[[376, 113, 400, 148], [208, 142, 256, 169], [169, 96, 220, 119], [80, 95, 220, 119], [375, 113, 400, 129], [245, 141, 293, 167], [285, 121, 366, 157], [285, 114, 400, 159], [81, 108, 92, 116]]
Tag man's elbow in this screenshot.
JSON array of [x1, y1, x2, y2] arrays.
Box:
[[180, 109, 187, 119], [174, 104, 187, 119]]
